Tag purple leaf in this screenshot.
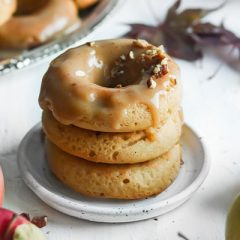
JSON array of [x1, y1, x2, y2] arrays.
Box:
[[124, 0, 239, 61]]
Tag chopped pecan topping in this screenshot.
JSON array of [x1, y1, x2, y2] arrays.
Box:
[[115, 84, 122, 88], [157, 45, 165, 54], [153, 64, 162, 74], [161, 64, 169, 75], [20, 213, 31, 221], [147, 77, 157, 89], [161, 57, 168, 66]]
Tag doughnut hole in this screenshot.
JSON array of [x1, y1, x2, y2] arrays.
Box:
[[70, 42, 160, 88], [97, 51, 157, 88]]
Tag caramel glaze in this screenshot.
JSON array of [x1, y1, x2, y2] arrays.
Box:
[[39, 39, 181, 131], [0, 0, 79, 49]]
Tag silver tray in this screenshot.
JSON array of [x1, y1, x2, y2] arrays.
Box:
[[0, 0, 119, 75]]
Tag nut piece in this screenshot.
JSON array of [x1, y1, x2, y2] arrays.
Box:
[[146, 49, 157, 55], [147, 77, 157, 89], [120, 55, 126, 61], [161, 64, 169, 75], [158, 45, 165, 54], [129, 51, 135, 59], [161, 57, 168, 66], [153, 64, 161, 74], [115, 84, 122, 88]]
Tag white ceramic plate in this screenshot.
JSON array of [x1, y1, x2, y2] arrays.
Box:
[[17, 123, 210, 223]]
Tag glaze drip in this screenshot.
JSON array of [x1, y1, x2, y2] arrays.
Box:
[[39, 39, 180, 131]]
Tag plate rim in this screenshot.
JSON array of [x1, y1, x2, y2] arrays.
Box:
[[17, 122, 210, 220]]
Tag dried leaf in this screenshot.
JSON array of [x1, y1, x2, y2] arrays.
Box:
[[165, 0, 225, 27], [191, 23, 240, 47], [124, 0, 240, 62], [126, 24, 160, 42], [162, 27, 201, 60]]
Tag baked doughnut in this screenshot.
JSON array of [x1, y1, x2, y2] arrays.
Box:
[[47, 141, 181, 199], [0, 0, 16, 26], [42, 109, 183, 164], [39, 39, 182, 132], [0, 0, 79, 49], [74, 0, 98, 9]]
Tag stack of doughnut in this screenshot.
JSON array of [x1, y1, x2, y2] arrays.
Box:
[[0, 0, 98, 49], [39, 39, 183, 200]]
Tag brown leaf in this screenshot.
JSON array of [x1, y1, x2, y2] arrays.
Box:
[[165, 1, 226, 27], [162, 26, 202, 60], [124, 0, 239, 62], [191, 23, 240, 47]]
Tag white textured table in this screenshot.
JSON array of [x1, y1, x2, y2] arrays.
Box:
[[1, 0, 240, 239]]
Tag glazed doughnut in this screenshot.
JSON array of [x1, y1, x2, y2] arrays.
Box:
[[39, 39, 182, 132], [42, 109, 183, 164], [47, 141, 181, 199], [0, 0, 79, 49], [0, 0, 16, 26], [74, 0, 98, 9]]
